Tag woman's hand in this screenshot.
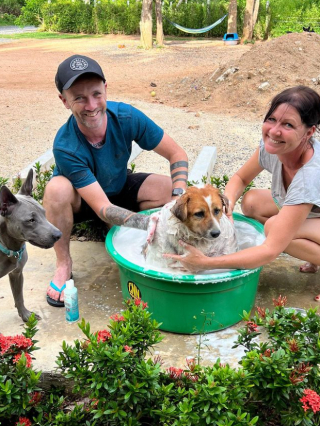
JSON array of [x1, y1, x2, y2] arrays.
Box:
[[225, 201, 234, 223], [163, 240, 209, 273]]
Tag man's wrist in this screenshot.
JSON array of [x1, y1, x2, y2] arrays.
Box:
[[99, 206, 149, 230], [172, 187, 184, 197]]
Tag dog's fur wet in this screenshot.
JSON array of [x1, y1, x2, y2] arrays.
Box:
[[0, 169, 61, 321], [144, 185, 238, 269]]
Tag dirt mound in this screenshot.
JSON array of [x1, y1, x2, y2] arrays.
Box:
[[168, 32, 320, 118]]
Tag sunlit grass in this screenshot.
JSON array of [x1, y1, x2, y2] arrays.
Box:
[[0, 31, 103, 39]]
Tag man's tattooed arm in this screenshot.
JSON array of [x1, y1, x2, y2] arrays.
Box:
[[99, 205, 150, 230]]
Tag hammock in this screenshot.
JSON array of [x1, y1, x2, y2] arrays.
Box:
[[165, 13, 228, 34]]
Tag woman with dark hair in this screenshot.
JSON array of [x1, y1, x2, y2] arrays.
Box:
[[165, 86, 320, 301]]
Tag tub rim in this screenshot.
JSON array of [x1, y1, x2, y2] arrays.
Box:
[[105, 211, 264, 284]]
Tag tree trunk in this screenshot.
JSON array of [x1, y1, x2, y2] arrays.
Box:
[[227, 0, 237, 34], [252, 0, 260, 29], [242, 0, 254, 42], [264, 0, 271, 40], [140, 0, 153, 49], [155, 0, 164, 46]]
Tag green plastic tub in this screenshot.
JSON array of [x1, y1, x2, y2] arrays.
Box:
[[106, 212, 264, 334]]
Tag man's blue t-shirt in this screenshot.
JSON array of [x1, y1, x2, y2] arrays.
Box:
[[53, 101, 164, 196]]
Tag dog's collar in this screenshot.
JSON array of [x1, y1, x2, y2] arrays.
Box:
[[0, 242, 26, 260]]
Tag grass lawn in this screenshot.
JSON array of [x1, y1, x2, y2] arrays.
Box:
[[0, 30, 103, 39]]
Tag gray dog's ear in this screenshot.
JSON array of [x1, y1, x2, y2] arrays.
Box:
[[171, 194, 189, 222], [0, 186, 18, 217], [219, 193, 230, 214], [18, 169, 33, 197]]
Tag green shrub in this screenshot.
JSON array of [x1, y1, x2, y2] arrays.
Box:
[[1, 298, 320, 425]]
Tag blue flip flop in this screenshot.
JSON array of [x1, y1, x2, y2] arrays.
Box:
[[47, 282, 66, 307], [46, 273, 73, 308]]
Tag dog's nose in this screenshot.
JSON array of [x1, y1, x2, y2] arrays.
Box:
[[53, 230, 62, 242], [210, 230, 220, 238]]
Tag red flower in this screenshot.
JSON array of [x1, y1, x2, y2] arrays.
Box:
[[167, 366, 184, 379], [133, 298, 148, 309], [297, 363, 312, 375], [29, 391, 42, 405], [259, 349, 272, 360], [272, 295, 287, 307], [124, 345, 133, 353], [13, 352, 32, 368], [184, 371, 199, 382], [96, 330, 112, 343], [246, 321, 258, 333], [153, 353, 164, 366], [256, 306, 266, 318], [289, 371, 304, 385], [185, 357, 196, 372], [0, 334, 32, 355], [110, 314, 125, 322], [288, 338, 299, 352], [16, 417, 32, 426], [300, 389, 320, 413]]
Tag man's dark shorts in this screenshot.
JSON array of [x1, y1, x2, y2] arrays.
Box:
[[73, 170, 151, 224]]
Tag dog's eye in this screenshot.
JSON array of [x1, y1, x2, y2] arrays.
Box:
[[213, 208, 221, 216], [194, 211, 204, 218], [28, 218, 35, 223]]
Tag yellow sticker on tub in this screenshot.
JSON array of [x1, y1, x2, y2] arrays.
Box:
[[128, 281, 141, 299]]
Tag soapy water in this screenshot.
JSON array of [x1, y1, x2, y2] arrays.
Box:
[[112, 220, 265, 276]]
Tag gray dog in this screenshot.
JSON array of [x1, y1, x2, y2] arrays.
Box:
[[0, 169, 62, 321]]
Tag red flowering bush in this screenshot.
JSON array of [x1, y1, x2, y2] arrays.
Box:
[[233, 301, 320, 425], [2, 297, 320, 426]]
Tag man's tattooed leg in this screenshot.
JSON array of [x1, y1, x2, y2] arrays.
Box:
[[99, 206, 150, 230]]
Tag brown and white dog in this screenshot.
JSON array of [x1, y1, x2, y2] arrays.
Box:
[[144, 185, 238, 269]]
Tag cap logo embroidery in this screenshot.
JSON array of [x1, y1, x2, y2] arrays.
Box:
[[70, 58, 89, 71]]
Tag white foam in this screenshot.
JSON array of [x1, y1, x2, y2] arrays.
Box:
[[112, 220, 265, 276]]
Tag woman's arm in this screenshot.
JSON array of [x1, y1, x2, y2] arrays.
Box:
[[164, 203, 313, 272], [224, 149, 263, 218]]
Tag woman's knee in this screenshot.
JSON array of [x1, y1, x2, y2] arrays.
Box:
[[241, 190, 259, 217]]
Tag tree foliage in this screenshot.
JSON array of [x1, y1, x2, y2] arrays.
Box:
[[5, 0, 320, 40]]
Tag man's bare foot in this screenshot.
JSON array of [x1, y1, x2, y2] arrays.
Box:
[[299, 262, 319, 273], [47, 264, 72, 302]]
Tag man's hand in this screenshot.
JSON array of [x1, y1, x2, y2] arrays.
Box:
[[99, 205, 150, 230], [146, 211, 160, 244]]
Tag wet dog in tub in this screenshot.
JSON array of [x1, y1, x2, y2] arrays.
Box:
[[143, 185, 238, 269]]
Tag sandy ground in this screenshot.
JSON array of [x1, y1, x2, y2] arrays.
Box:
[[0, 34, 264, 187], [2, 31, 320, 186]]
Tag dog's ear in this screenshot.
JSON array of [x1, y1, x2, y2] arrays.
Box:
[[18, 169, 33, 196], [171, 194, 189, 222], [0, 186, 18, 217], [219, 193, 230, 214]]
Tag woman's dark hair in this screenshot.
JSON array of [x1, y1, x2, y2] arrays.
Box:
[[264, 86, 320, 129]]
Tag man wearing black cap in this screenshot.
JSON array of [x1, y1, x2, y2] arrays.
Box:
[[44, 54, 188, 307]]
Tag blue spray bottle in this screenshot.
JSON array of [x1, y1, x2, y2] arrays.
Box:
[[64, 279, 80, 323]]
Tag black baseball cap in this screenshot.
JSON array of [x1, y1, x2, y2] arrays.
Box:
[[55, 54, 106, 93]]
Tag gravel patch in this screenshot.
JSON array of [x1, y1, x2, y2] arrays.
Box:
[[125, 99, 272, 191], [2, 96, 271, 193]]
